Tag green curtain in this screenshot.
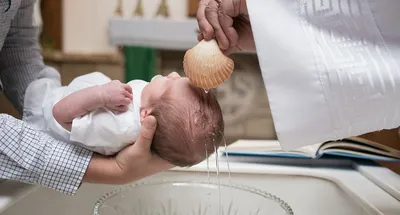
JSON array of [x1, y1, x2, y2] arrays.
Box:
[[123, 46, 156, 82]]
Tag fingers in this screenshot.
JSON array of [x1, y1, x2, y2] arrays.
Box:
[[197, 0, 214, 40], [123, 97, 132, 105], [118, 96, 132, 106], [135, 115, 157, 150], [123, 84, 133, 100], [197, 33, 204, 41], [114, 105, 128, 112], [218, 2, 239, 48], [205, 0, 230, 50], [219, 16, 239, 48], [123, 90, 133, 100], [123, 84, 132, 94]]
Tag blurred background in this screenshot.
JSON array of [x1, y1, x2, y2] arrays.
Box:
[[1, 0, 277, 145], [0, 0, 398, 173]]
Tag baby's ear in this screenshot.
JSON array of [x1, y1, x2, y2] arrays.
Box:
[[140, 108, 152, 124]]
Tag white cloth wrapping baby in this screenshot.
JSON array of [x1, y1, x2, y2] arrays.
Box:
[[23, 72, 148, 155], [248, 0, 400, 150]]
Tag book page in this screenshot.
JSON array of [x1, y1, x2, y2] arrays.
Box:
[[321, 149, 400, 161], [346, 136, 400, 155], [318, 142, 400, 159], [222, 139, 322, 158]]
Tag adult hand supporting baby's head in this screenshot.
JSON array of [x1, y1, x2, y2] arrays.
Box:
[[82, 116, 174, 185], [114, 115, 175, 183]]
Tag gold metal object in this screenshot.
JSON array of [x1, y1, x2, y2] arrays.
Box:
[[114, 0, 123, 17], [132, 0, 144, 17], [155, 0, 170, 18]]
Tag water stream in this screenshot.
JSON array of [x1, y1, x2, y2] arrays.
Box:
[[204, 133, 231, 215], [214, 144, 222, 215]]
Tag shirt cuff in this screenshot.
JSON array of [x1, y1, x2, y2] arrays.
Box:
[[37, 138, 93, 195], [70, 116, 88, 144]]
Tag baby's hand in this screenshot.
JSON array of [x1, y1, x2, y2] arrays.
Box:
[[101, 80, 133, 112]]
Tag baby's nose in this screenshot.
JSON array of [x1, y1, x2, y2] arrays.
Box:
[[151, 75, 163, 81], [168, 72, 180, 78]]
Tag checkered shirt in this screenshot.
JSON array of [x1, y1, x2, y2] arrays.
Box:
[[0, 0, 93, 195]]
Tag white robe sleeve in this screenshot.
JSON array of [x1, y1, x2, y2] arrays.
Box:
[[66, 73, 141, 156], [70, 105, 140, 156], [247, 0, 400, 150]]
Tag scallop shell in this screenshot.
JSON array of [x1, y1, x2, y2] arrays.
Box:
[[183, 39, 234, 89]]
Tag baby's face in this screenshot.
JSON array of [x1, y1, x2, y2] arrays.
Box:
[[140, 72, 194, 121]]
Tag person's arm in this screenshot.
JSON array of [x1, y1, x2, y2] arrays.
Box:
[[0, 114, 93, 195], [0, 0, 172, 195], [0, 0, 51, 114], [0, 0, 100, 195], [53, 80, 132, 131], [0, 114, 168, 190]]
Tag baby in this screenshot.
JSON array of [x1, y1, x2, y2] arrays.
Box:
[[23, 71, 224, 167]]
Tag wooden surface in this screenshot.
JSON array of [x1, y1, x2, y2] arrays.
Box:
[[42, 50, 123, 64], [0, 94, 21, 119], [187, 0, 198, 17], [40, 0, 62, 51]]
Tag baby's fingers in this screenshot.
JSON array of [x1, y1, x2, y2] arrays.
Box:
[[123, 84, 132, 94], [123, 90, 133, 100], [120, 97, 132, 106], [114, 105, 129, 112]]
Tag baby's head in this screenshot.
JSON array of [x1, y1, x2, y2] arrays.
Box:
[[140, 72, 224, 167]]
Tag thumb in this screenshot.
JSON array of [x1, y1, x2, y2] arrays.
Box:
[[136, 115, 157, 150]]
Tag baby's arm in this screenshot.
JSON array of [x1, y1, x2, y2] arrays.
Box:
[[53, 80, 133, 131]]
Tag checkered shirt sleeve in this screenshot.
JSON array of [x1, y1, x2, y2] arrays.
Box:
[[0, 114, 93, 195]]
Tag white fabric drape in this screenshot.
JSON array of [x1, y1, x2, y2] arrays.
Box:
[[247, 0, 400, 150]]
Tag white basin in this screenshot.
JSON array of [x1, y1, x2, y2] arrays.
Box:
[[0, 153, 399, 215]]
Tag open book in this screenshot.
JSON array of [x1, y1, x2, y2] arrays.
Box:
[[220, 137, 400, 162]]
